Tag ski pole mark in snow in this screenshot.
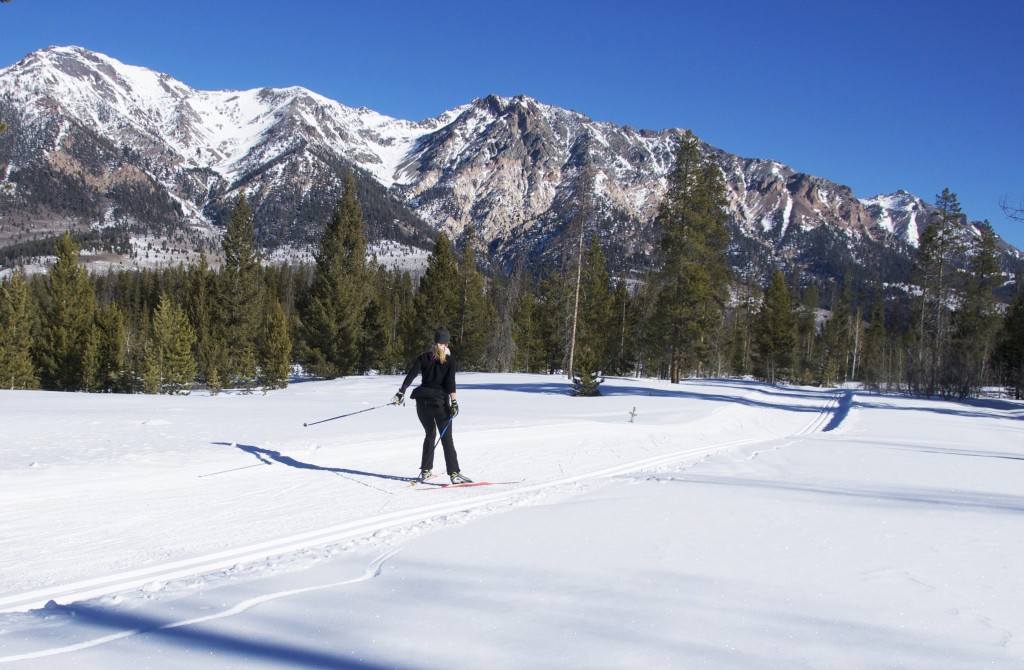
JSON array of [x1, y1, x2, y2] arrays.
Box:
[[0, 549, 401, 664], [197, 462, 271, 478]]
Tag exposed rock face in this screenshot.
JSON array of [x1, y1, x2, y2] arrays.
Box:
[[1, 47, 1019, 291]]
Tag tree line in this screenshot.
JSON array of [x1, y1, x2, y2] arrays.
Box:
[[2, 148, 1023, 399]]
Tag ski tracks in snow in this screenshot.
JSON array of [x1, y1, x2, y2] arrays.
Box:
[[0, 549, 401, 663], [0, 385, 844, 661]]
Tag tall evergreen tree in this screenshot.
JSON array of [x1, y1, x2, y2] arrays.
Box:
[[997, 274, 1024, 399], [649, 131, 731, 382], [577, 236, 615, 371], [413, 233, 460, 353], [186, 251, 225, 388], [753, 269, 797, 383], [510, 271, 545, 373], [219, 194, 263, 387], [795, 285, 819, 384], [258, 294, 292, 390], [608, 280, 636, 376], [144, 294, 198, 394], [913, 188, 965, 395], [860, 290, 887, 391], [302, 170, 371, 377], [950, 222, 1002, 396], [94, 304, 128, 392], [817, 278, 853, 387], [454, 229, 494, 370], [0, 268, 39, 390], [37, 232, 97, 391]]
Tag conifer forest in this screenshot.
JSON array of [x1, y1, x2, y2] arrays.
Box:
[[2, 141, 1023, 400]]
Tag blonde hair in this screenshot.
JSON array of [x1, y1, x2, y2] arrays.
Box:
[[434, 342, 448, 364]]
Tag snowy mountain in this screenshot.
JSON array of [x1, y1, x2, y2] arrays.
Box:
[[0, 46, 1020, 290]]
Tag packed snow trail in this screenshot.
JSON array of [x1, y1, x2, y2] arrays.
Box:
[[0, 376, 841, 615], [3, 377, 1020, 669]]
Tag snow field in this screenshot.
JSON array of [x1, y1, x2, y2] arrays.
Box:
[[1, 374, 1021, 668]]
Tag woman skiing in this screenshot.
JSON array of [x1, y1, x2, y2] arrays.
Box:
[[392, 327, 472, 484]]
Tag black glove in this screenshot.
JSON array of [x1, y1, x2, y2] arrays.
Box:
[[392, 390, 405, 406], [449, 399, 459, 418]]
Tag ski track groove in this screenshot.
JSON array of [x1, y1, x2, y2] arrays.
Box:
[[0, 549, 401, 663], [0, 390, 843, 619]]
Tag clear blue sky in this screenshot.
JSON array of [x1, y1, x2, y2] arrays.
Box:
[[2, 0, 1022, 249]]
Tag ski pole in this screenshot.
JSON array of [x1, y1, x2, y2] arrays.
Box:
[[303, 403, 390, 428], [433, 417, 453, 448]]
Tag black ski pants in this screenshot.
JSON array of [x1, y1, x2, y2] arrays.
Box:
[[416, 399, 459, 473]]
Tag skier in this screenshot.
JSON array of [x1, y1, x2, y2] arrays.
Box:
[[392, 327, 472, 485]]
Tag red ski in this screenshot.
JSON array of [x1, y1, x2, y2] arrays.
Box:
[[417, 479, 523, 490]]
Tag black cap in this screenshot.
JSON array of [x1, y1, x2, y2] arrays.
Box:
[[434, 327, 451, 344]]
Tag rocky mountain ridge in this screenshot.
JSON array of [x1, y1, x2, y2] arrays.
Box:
[[0, 46, 1018, 294]]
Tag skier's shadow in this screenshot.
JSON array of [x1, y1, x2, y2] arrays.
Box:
[[213, 442, 412, 483]]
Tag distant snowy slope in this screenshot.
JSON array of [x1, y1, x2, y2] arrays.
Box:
[[1, 46, 1020, 287]]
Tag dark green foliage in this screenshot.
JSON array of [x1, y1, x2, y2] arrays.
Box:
[[258, 295, 292, 390], [948, 223, 1002, 397], [753, 269, 796, 383], [36, 232, 97, 390], [911, 189, 965, 395], [0, 268, 39, 389], [997, 275, 1024, 399], [453, 229, 494, 370], [219, 194, 263, 387], [648, 131, 731, 382], [89, 304, 128, 392], [143, 294, 197, 394], [0, 227, 130, 268], [412, 233, 460, 354], [572, 348, 604, 396], [301, 170, 371, 378], [361, 266, 415, 374]]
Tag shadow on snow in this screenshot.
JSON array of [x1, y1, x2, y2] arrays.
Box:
[[212, 442, 412, 484], [42, 602, 394, 670]]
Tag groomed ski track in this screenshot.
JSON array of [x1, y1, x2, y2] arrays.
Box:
[[0, 385, 843, 615]]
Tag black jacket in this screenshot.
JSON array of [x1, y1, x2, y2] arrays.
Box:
[[400, 350, 456, 401]]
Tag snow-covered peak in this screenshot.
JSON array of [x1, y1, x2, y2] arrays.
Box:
[[860, 190, 928, 247], [0, 46, 439, 185]]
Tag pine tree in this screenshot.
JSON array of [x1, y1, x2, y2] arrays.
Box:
[[302, 171, 371, 377], [795, 285, 819, 384], [413, 233, 460, 353], [186, 251, 225, 388], [258, 294, 292, 390], [364, 267, 415, 374], [219, 194, 263, 388], [608, 281, 636, 376], [997, 274, 1024, 399], [454, 228, 494, 370], [94, 304, 128, 392], [753, 269, 796, 383], [817, 278, 853, 387], [37, 232, 97, 391], [535, 271, 575, 374], [913, 188, 965, 395], [144, 294, 198, 394], [576, 236, 615, 372], [860, 290, 887, 391], [950, 222, 1002, 396], [650, 131, 731, 383], [0, 268, 40, 390]]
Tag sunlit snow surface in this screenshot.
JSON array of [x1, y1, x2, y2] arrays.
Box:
[[0, 374, 1021, 668]]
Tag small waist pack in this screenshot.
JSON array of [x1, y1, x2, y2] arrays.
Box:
[[410, 386, 445, 406]]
